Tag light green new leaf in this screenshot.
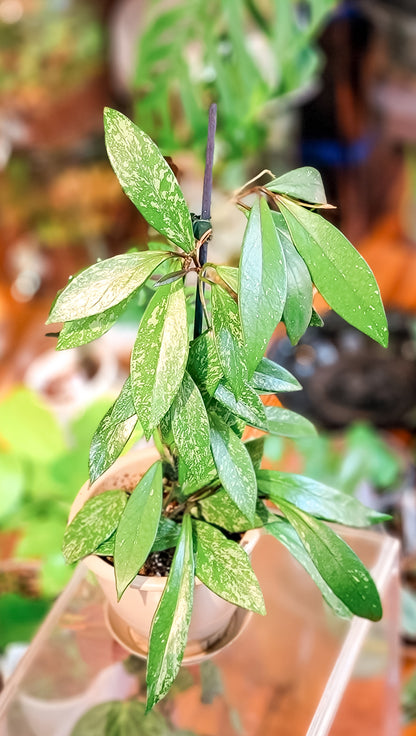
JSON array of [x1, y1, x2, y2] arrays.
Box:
[[279, 499, 382, 621], [265, 516, 352, 619], [131, 280, 189, 438], [48, 251, 170, 323], [278, 197, 388, 346], [193, 520, 265, 614], [196, 490, 269, 533], [211, 284, 247, 398], [214, 265, 239, 293], [89, 378, 138, 483], [214, 381, 267, 428], [57, 297, 130, 350], [266, 167, 327, 205], [257, 470, 390, 527], [250, 357, 301, 393], [239, 197, 286, 374], [146, 514, 195, 711], [62, 490, 127, 564], [114, 461, 163, 599], [209, 412, 257, 524], [265, 405, 316, 438], [104, 108, 194, 251], [187, 330, 223, 396], [171, 371, 214, 487], [71, 700, 166, 736]]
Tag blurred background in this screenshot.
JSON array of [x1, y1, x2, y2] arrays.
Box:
[[0, 0, 416, 731]]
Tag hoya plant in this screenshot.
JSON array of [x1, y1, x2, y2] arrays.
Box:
[[48, 106, 389, 711]]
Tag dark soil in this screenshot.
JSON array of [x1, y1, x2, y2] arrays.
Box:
[[139, 548, 175, 577]]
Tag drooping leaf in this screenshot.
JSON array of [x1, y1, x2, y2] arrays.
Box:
[[211, 284, 247, 398], [193, 520, 265, 614], [62, 490, 127, 564], [278, 499, 382, 621], [265, 516, 352, 619], [104, 108, 194, 251], [196, 489, 268, 533], [187, 330, 223, 396], [214, 381, 267, 428], [238, 197, 286, 374], [47, 251, 171, 323], [266, 167, 327, 205], [89, 378, 138, 483], [146, 514, 195, 711], [57, 297, 131, 350], [209, 412, 257, 524], [257, 470, 390, 527], [171, 372, 214, 488], [278, 197, 388, 347], [131, 280, 189, 438], [265, 405, 316, 438], [71, 700, 166, 736], [214, 265, 239, 293], [114, 461, 163, 599], [250, 357, 301, 393]]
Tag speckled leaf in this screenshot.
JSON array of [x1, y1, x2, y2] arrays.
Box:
[[239, 197, 286, 375], [257, 470, 390, 527], [278, 197, 388, 347], [104, 108, 194, 251], [94, 515, 180, 556], [146, 514, 195, 711], [214, 381, 267, 428], [209, 398, 246, 438], [244, 437, 265, 470], [89, 378, 138, 483], [310, 308, 324, 327], [193, 520, 265, 614], [62, 490, 127, 564], [250, 357, 301, 393], [196, 490, 269, 533], [211, 284, 247, 399], [93, 532, 115, 557], [265, 516, 352, 619], [266, 167, 327, 205], [171, 371, 214, 487], [48, 251, 170, 323], [57, 297, 131, 350], [115, 461, 163, 599], [209, 412, 257, 524], [187, 330, 223, 396], [215, 265, 239, 293], [71, 700, 166, 736], [265, 405, 316, 438], [278, 499, 382, 621], [131, 280, 189, 438]]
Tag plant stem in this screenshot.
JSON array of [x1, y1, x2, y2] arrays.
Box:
[[193, 103, 217, 339]]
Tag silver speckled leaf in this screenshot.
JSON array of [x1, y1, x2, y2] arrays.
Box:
[[265, 405, 316, 439], [62, 490, 127, 564], [57, 297, 130, 350], [250, 357, 301, 393], [187, 330, 223, 396], [211, 285, 247, 399], [214, 381, 267, 429]]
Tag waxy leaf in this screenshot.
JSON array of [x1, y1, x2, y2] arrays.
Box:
[[94, 515, 181, 557], [278, 198, 388, 347], [104, 108, 194, 251], [196, 490, 269, 533], [214, 265, 239, 293], [71, 700, 166, 736], [250, 357, 301, 393], [48, 251, 170, 323], [214, 381, 268, 429], [187, 330, 223, 396], [131, 280, 189, 438], [89, 378, 138, 483], [115, 461, 163, 599], [239, 197, 286, 374], [193, 520, 265, 614], [265, 405, 316, 438], [63, 490, 127, 564], [209, 412, 257, 523], [146, 514, 195, 711], [266, 166, 327, 205], [244, 437, 265, 470], [310, 308, 324, 327], [257, 470, 390, 527], [57, 297, 130, 350], [265, 516, 352, 619], [278, 499, 382, 621], [171, 371, 214, 487], [211, 284, 247, 398]]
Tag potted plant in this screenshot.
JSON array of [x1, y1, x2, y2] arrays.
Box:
[[47, 104, 390, 711]]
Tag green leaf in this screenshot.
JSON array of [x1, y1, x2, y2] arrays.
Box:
[[193, 520, 265, 614], [257, 470, 390, 527], [104, 108, 194, 252], [265, 516, 352, 619], [187, 330, 223, 396], [131, 280, 189, 438], [266, 167, 327, 205], [93, 533, 115, 557], [171, 372, 214, 488], [57, 297, 131, 349], [211, 284, 247, 398], [310, 308, 324, 327], [209, 413, 257, 523], [196, 490, 269, 533], [244, 437, 265, 470], [278, 198, 388, 347], [48, 251, 170, 323], [71, 700, 166, 736], [154, 269, 188, 287], [250, 357, 301, 393], [239, 197, 286, 374], [151, 516, 181, 552], [278, 500, 382, 621], [214, 381, 267, 428], [265, 405, 316, 438], [146, 514, 195, 711], [89, 378, 138, 483], [214, 265, 239, 293], [114, 461, 163, 599], [62, 490, 127, 564]]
